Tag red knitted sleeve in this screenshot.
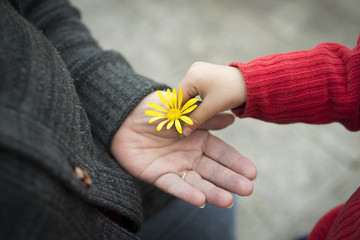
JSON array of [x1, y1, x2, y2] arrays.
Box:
[[326, 187, 360, 240], [230, 35, 360, 131]]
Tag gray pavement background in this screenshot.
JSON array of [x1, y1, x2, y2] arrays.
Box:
[[70, 0, 360, 239]]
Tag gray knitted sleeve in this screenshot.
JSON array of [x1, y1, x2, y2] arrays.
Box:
[[12, 0, 168, 147]]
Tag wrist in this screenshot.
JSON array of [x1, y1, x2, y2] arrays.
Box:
[[228, 66, 246, 108]]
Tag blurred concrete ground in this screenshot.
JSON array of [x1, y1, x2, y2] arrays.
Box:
[[70, 0, 360, 239]]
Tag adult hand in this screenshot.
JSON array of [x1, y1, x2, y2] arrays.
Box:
[[111, 91, 256, 208], [177, 61, 247, 136]]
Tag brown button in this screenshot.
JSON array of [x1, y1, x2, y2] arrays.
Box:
[[73, 166, 92, 187]]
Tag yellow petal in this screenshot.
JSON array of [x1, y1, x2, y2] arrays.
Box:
[[175, 119, 182, 134], [178, 88, 183, 109], [148, 102, 168, 112], [157, 91, 170, 109], [149, 116, 166, 124], [181, 98, 198, 112], [145, 110, 165, 116], [181, 104, 197, 114], [167, 89, 173, 108], [157, 120, 169, 131], [166, 121, 174, 129], [172, 88, 177, 109], [180, 116, 193, 125]]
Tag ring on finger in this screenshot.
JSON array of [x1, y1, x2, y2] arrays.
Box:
[[179, 171, 188, 181]]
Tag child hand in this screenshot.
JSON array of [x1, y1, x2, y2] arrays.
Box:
[[177, 61, 247, 136]]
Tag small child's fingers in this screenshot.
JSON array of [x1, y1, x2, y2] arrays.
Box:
[[183, 98, 227, 136]]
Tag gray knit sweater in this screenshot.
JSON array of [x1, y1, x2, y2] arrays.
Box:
[[0, 0, 172, 239]]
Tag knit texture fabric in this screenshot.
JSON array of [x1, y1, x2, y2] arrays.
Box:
[[0, 0, 172, 238], [231, 37, 360, 131], [230, 36, 360, 239], [307, 204, 344, 239]]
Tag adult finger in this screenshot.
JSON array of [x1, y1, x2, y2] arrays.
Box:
[[154, 173, 206, 207], [203, 134, 257, 181], [182, 170, 234, 208], [198, 113, 235, 130], [195, 155, 254, 197]]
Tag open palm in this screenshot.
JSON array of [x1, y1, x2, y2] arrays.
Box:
[[111, 91, 257, 208]]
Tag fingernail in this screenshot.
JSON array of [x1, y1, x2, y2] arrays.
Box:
[[199, 203, 205, 209], [227, 201, 234, 209]]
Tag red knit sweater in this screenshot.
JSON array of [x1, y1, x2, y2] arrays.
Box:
[[230, 35, 360, 240]]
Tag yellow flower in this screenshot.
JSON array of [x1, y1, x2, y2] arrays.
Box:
[[145, 88, 198, 134]]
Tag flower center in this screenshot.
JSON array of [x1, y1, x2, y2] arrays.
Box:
[[166, 108, 182, 121]]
